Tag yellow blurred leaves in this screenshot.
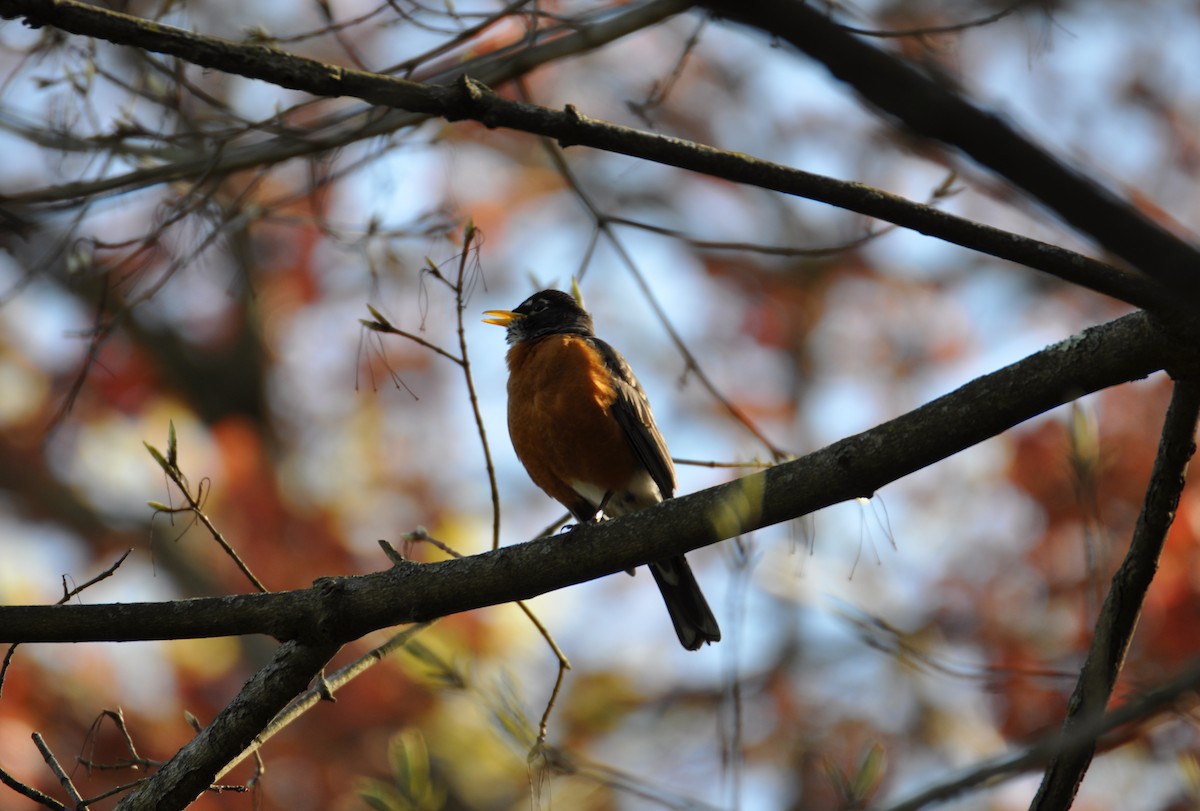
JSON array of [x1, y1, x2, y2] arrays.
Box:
[[705, 473, 764, 541], [168, 636, 241, 680]]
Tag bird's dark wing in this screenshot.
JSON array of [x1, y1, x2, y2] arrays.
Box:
[[590, 337, 676, 499]]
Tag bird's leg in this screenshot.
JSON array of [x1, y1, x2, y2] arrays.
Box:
[[560, 492, 614, 533], [587, 491, 637, 577], [595, 487, 614, 513]]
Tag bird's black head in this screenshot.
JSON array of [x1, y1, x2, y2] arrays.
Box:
[[483, 289, 594, 344]]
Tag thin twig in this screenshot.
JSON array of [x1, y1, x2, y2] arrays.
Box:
[[379, 0, 536, 75], [214, 622, 434, 782], [606, 213, 881, 257], [62, 549, 133, 602], [145, 425, 267, 592], [602, 163, 961, 256], [79, 708, 161, 773], [519, 78, 789, 459], [0, 763, 68, 811], [360, 304, 464, 364], [518, 600, 571, 744], [627, 11, 707, 125], [32, 733, 86, 809], [448, 224, 504, 551], [674, 457, 777, 470], [835, 0, 1025, 38], [0, 548, 132, 703], [403, 529, 572, 743]]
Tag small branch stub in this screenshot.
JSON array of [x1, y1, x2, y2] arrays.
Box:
[[558, 103, 589, 148], [445, 75, 498, 128]]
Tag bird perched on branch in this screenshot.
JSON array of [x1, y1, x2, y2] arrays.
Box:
[[484, 289, 720, 650]]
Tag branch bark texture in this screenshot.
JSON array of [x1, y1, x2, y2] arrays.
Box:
[[118, 639, 340, 811]]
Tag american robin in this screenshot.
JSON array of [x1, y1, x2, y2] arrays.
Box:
[[484, 289, 721, 650]]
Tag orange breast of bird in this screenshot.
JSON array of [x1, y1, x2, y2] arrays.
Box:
[[506, 334, 639, 515]]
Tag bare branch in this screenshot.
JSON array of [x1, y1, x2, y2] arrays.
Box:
[[145, 426, 268, 593], [530, 118, 789, 459], [702, 0, 1200, 311], [445, 225, 504, 551], [214, 623, 434, 782], [32, 733, 85, 809], [880, 656, 1200, 811], [0, 310, 1176, 647], [0, 763, 68, 811], [0, 0, 691, 209], [835, 1, 1025, 39], [116, 638, 341, 811], [0, 0, 1171, 315], [1030, 378, 1200, 808], [0, 548, 134, 704], [361, 305, 463, 365]]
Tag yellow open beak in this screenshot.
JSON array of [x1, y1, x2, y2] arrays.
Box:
[[482, 309, 520, 327]]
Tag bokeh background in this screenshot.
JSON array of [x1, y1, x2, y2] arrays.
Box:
[[2, 1, 1200, 808]]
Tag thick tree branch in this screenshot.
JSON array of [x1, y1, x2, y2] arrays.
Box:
[[117, 638, 341, 811], [703, 0, 1200, 306], [0, 0, 1169, 313], [1030, 378, 1200, 809], [0, 311, 1175, 647]]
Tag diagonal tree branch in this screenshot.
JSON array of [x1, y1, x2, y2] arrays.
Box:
[[883, 382, 1200, 811], [701, 0, 1200, 306], [0, 309, 1177, 649], [0, 0, 691, 208], [0, 0, 1171, 314], [118, 638, 341, 811], [881, 654, 1200, 811], [1030, 378, 1200, 809]]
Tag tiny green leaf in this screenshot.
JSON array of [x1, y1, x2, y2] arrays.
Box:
[[143, 441, 168, 471]]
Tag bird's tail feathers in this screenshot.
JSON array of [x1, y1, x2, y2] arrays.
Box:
[[648, 556, 721, 651]]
